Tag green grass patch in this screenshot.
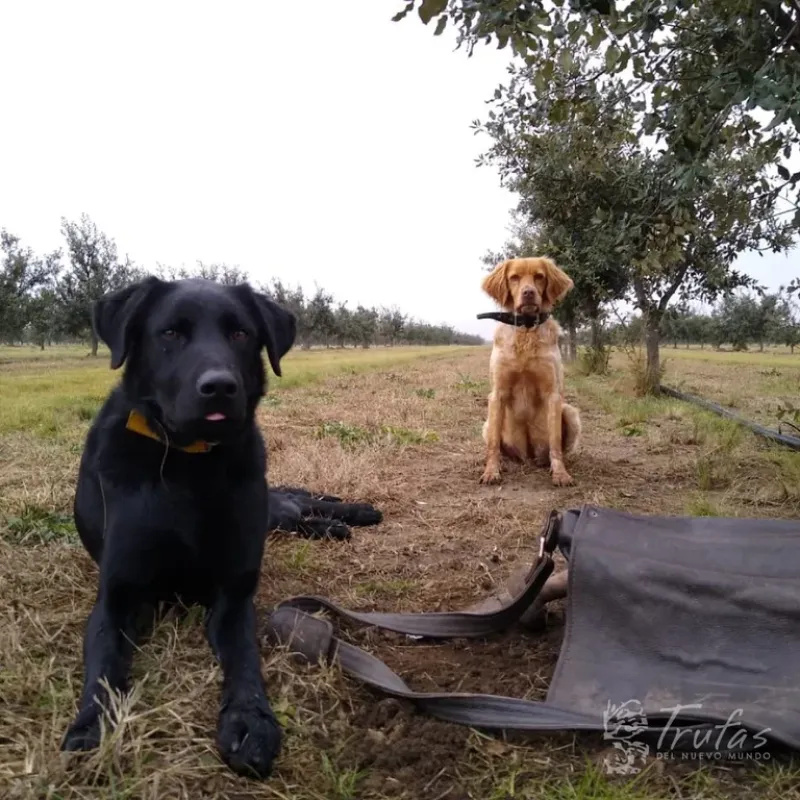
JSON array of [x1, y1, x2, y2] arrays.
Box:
[[685, 494, 722, 517], [0, 345, 481, 439], [454, 372, 487, 392], [621, 424, 645, 437], [2, 506, 78, 546], [315, 421, 439, 448], [273, 346, 484, 390], [654, 346, 800, 368], [353, 578, 418, 600], [320, 752, 366, 800]]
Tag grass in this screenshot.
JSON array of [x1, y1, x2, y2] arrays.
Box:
[[3, 505, 79, 545], [315, 421, 440, 448], [2, 341, 800, 799], [0, 344, 478, 438]]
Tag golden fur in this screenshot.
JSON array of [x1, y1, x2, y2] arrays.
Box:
[[479, 256, 582, 486]]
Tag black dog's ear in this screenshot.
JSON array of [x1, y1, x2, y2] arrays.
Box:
[[237, 286, 296, 377], [92, 276, 164, 369]]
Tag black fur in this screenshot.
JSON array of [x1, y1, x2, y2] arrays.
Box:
[[63, 277, 298, 778], [267, 486, 382, 541]]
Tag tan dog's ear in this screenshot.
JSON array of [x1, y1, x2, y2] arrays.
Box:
[[542, 258, 574, 307], [482, 260, 512, 308]]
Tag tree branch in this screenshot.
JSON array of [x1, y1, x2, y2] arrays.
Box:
[[658, 260, 692, 313]]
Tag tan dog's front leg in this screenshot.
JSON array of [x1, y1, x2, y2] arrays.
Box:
[[519, 569, 569, 628], [547, 392, 574, 486], [539, 569, 569, 603], [480, 389, 506, 484]]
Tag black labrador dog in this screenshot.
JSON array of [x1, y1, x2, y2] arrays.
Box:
[[62, 276, 378, 778]]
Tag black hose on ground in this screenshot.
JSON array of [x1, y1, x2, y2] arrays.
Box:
[[659, 385, 800, 452]]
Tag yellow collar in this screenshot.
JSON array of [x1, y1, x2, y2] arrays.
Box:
[[125, 409, 217, 454]]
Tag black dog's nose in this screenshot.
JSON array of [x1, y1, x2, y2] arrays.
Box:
[[197, 369, 238, 398]]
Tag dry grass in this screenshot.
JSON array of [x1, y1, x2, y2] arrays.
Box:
[[1, 343, 800, 799]]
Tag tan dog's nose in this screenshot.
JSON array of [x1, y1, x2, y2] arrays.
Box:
[[521, 286, 537, 303]]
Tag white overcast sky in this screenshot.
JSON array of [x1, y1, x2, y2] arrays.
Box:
[[0, 1, 796, 338]]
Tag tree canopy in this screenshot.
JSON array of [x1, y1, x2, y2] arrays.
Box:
[[397, 0, 800, 208]]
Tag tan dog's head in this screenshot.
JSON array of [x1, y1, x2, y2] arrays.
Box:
[[481, 257, 573, 315]]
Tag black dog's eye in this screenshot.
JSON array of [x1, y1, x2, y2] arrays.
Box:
[[161, 329, 179, 341], [230, 330, 249, 342]]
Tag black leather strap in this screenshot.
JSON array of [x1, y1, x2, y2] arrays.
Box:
[[269, 509, 560, 640]]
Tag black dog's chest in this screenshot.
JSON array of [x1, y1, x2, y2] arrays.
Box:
[[78, 444, 267, 606], [149, 477, 258, 552]]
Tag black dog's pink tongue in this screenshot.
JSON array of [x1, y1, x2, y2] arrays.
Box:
[[205, 412, 226, 421]]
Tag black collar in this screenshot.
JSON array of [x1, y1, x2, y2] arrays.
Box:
[[477, 311, 551, 328]]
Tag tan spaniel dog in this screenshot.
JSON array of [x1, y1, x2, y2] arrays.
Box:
[[479, 257, 582, 487]]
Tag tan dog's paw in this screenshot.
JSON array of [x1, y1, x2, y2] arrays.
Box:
[[551, 469, 574, 487], [480, 467, 502, 485]]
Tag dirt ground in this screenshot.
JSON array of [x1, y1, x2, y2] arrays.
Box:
[[2, 346, 800, 799]]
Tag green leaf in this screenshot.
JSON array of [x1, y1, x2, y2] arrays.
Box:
[[764, 106, 789, 132], [777, 164, 790, 181], [434, 14, 447, 35], [642, 114, 658, 136], [549, 100, 567, 123], [418, 0, 447, 25], [392, 1, 414, 23], [588, 22, 605, 49], [605, 43, 620, 71], [559, 48, 574, 72]]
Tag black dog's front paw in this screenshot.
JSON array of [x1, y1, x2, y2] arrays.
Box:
[[350, 505, 383, 527], [62, 708, 103, 752], [217, 703, 282, 779]]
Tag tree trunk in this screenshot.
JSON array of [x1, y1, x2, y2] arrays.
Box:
[[759, 340, 764, 352], [568, 322, 577, 362], [590, 318, 602, 350], [644, 311, 662, 395], [90, 329, 99, 356]]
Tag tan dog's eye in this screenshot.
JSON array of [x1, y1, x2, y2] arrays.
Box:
[[508, 274, 520, 283], [534, 273, 545, 284]]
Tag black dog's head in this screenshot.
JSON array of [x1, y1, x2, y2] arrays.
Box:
[[93, 277, 296, 443]]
